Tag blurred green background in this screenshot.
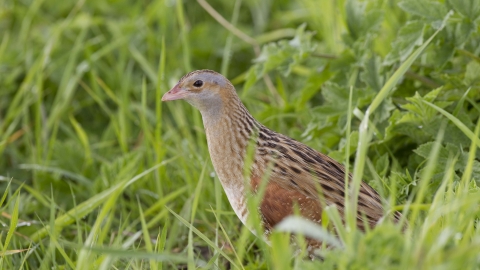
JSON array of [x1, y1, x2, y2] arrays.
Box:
[[1, 0, 480, 269]]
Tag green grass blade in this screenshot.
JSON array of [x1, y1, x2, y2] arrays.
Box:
[[62, 241, 189, 263], [0, 190, 20, 267], [166, 207, 241, 270], [0, 178, 12, 207], [29, 158, 176, 242], [188, 161, 207, 270], [176, 0, 191, 71], [157, 221, 169, 270], [69, 114, 92, 164], [409, 122, 446, 226], [220, 0, 242, 76], [460, 117, 480, 188], [421, 100, 480, 149], [138, 199, 158, 270]]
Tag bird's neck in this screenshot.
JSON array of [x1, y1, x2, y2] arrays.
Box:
[[202, 98, 259, 193]]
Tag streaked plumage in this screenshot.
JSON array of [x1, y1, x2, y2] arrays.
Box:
[[162, 70, 400, 254]]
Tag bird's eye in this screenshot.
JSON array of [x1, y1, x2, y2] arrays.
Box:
[[193, 80, 203, 87]]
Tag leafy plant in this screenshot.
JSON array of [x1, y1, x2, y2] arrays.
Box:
[[0, 0, 479, 268]]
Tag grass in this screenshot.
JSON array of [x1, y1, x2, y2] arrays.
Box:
[[1, 0, 480, 269]]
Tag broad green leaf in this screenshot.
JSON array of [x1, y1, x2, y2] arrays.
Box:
[[399, 0, 448, 21], [421, 100, 480, 149], [385, 21, 425, 64], [455, 21, 477, 47], [360, 55, 383, 92], [464, 61, 480, 85], [448, 0, 480, 20], [346, 0, 384, 40], [329, 131, 359, 161], [375, 153, 390, 177], [415, 142, 480, 183], [295, 67, 333, 109], [251, 24, 316, 77]]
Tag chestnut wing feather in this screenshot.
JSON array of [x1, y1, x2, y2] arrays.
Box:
[[252, 125, 389, 230], [251, 175, 323, 231]]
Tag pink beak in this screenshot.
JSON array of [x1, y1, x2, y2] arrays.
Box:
[[161, 84, 187, 101]]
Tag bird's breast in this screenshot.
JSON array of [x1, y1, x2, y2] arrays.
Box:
[[205, 123, 251, 226], [222, 184, 249, 225]]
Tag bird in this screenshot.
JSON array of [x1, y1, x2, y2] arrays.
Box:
[[162, 69, 400, 255]]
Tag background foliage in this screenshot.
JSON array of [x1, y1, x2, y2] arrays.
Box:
[[1, 0, 480, 269]]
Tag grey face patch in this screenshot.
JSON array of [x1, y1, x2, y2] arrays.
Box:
[[181, 70, 228, 88], [197, 72, 227, 88]]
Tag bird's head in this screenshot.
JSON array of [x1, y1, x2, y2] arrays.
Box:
[[162, 70, 236, 116]]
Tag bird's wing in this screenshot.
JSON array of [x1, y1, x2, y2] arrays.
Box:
[[251, 125, 389, 230]]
